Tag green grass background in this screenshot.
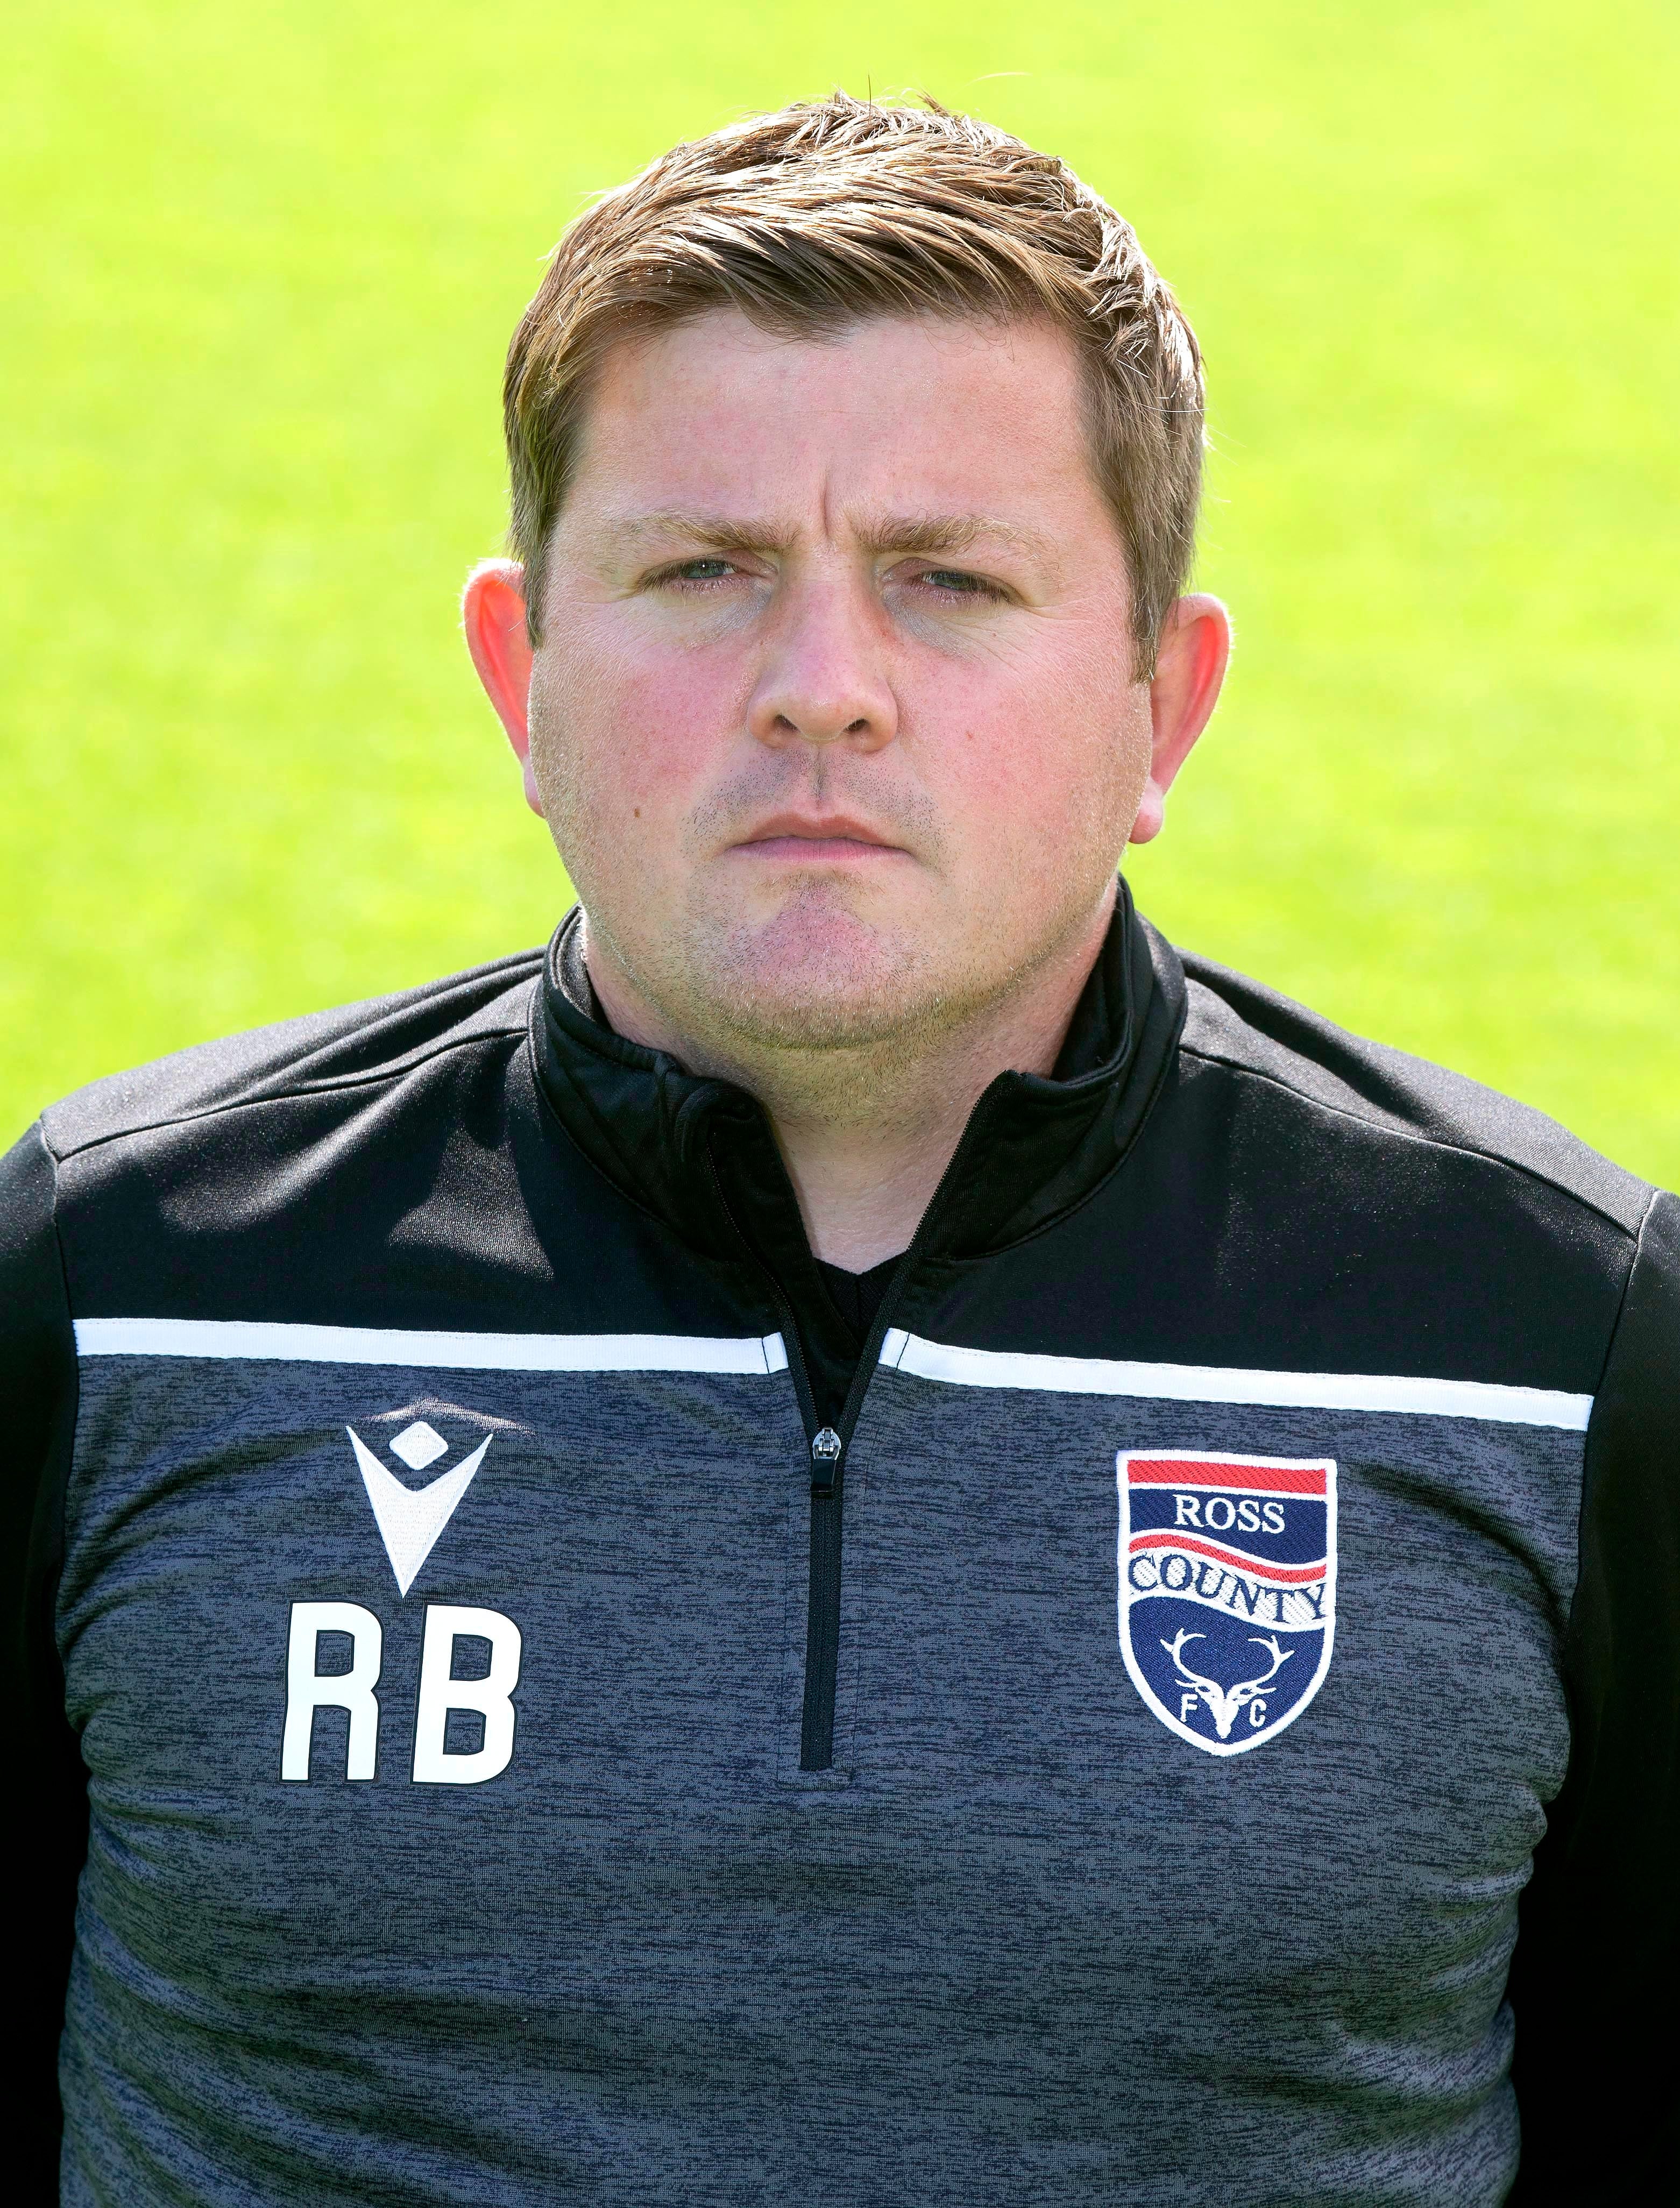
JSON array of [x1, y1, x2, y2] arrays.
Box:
[[4, 0, 1677, 1178]]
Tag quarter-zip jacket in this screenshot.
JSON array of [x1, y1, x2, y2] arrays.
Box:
[[4, 888, 1676, 2205]]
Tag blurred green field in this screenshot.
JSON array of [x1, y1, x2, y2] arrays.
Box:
[[3, 0, 1677, 1178]]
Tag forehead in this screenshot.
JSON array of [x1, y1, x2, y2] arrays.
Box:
[[566, 307, 1107, 528]]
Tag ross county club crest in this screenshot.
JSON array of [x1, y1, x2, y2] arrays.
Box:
[[1117, 1451, 1337, 1756]]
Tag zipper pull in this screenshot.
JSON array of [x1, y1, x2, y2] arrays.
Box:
[[810, 1426, 843, 1493]]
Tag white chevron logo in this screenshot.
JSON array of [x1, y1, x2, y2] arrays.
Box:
[[347, 1422, 491, 1596]]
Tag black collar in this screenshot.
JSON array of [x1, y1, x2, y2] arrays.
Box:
[[529, 879, 1186, 1270]]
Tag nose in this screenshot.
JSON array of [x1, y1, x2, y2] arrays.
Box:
[[745, 579, 899, 754]]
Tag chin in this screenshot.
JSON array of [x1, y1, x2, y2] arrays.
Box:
[[691, 901, 960, 1053]]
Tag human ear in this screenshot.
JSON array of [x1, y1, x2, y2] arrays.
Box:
[[462, 558, 545, 819], [1128, 593, 1231, 846]]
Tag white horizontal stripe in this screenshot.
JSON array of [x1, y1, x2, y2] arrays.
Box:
[[878, 1328, 1591, 1431], [75, 1317, 788, 1379]]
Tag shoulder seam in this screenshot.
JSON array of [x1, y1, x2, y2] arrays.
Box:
[[48, 1019, 529, 1163], [1178, 1039, 1644, 1243], [1585, 1184, 1663, 1403]]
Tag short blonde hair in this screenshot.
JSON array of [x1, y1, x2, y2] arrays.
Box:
[[504, 93, 1204, 675]]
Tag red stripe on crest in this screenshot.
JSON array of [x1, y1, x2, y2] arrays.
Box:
[[1128, 1531, 1327, 1584], [1127, 1458, 1327, 1496]]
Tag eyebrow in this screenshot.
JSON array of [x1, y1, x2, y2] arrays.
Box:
[[609, 510, 794, 556], [605, 508, 1056, 565], [860, 512, 1057, 563]]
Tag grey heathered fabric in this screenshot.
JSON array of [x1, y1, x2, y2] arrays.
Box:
[[58, 1348, 1580, 2206]]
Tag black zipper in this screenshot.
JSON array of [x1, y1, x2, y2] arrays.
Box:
[[702, 1091, 1005, 1773], [793, 1090, 1005, 1771]]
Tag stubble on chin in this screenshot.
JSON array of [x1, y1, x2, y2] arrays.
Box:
[[662, 865, 1102, 1071], [668, 888, 953, 1055]]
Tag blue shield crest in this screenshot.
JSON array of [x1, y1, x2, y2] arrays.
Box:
[[1117, 1451, 1337, 1756]]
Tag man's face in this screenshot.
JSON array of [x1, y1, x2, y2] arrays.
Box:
[[526, 309, 1158, 1056]]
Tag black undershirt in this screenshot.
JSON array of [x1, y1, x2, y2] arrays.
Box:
[[807, 1254, 902, 1425], [814, 1254, 901, 1344]]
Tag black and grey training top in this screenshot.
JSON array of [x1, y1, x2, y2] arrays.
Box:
[[5, 887, 1677, 2206]]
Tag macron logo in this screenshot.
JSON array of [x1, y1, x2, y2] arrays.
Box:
[[347, 1419, 491, 1596]]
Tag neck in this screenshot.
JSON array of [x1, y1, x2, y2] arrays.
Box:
[[582, 894, 1114, 1272]]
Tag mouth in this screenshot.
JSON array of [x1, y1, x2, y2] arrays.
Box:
[[729, 813, 910, 865]]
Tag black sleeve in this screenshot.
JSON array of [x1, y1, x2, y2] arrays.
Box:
[[1507, 1186, 1680, 2204], [1, 1123, 86, 2197]]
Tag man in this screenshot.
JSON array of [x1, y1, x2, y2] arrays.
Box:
[[4, 91, 1675, 2206]]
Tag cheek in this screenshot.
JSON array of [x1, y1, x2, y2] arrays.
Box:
[[533, 628, 747, 847], [906, 649, 1147, 868]]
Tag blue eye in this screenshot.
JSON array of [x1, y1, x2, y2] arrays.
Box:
[[671, 559, 734, 583], [923, 569, 990, 595]]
